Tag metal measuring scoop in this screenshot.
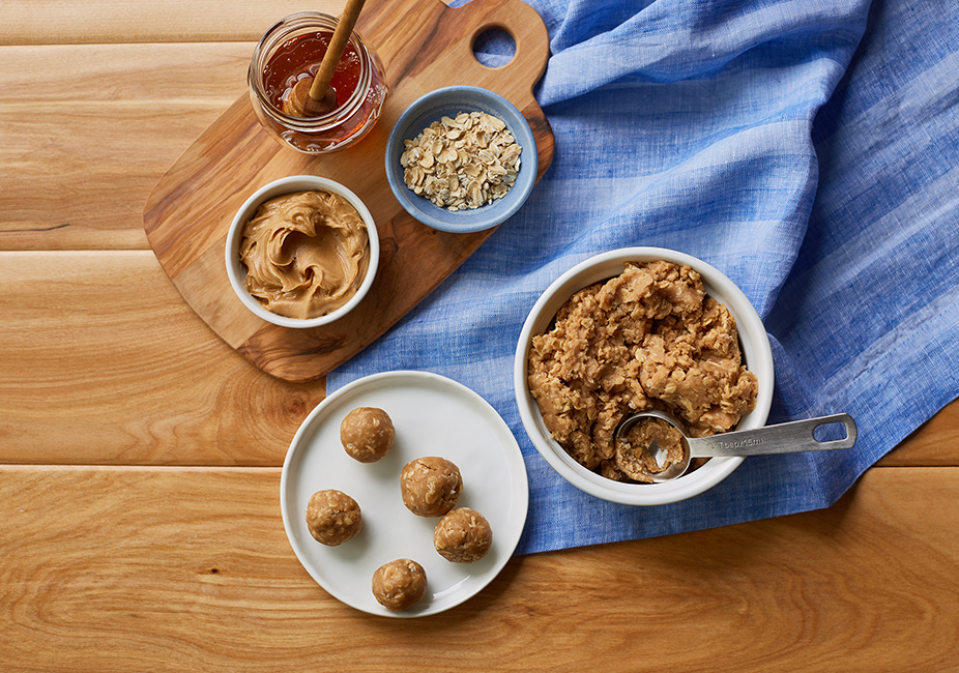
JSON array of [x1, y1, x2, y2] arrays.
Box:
[[614, 410, 858, 482]]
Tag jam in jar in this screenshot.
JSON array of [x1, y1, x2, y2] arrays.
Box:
[[249, 12, 388, 153]]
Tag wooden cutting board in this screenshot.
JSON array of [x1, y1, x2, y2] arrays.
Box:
[[142, 0, 553, 383]]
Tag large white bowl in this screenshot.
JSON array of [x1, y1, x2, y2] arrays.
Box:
[[513, 247, 774, 506], [225, 175, 379, 329]]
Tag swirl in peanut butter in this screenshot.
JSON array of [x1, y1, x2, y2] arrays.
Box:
[[239, 190, 370, 320]]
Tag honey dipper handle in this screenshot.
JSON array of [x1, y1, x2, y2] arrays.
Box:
[[309, 0, 368, 101]]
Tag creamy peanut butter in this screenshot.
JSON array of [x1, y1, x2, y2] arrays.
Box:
[[239, 190, 370, 320]]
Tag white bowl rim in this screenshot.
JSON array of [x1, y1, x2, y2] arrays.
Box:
[[224, 175, 380, 329], [513, 246, 775, 506]]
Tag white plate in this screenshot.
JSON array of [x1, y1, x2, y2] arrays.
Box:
[[280, 370, 529, 617]]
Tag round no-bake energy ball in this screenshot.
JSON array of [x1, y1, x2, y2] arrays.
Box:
[[340, 407, 395, 463], [371, 558, 428, 611], [400, 456, 462, 517], [433, 507, 492, 563], [305, 489, 363, 546]]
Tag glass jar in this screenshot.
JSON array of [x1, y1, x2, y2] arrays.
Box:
[[248, 12, 388, 154]]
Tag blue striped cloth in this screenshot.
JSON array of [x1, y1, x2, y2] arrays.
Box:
[[330, 0, 959, 554]]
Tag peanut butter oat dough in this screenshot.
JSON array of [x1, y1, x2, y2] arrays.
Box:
[[400, 457, 463, 517], [614, 417, 687, 481], [372, 558, 428, 611], [527, 260, 758, 483], [239, 190, 370, 320], [340, 407, 395, 463], [305, 489, 363, 546], [433, 508, 492, 563]]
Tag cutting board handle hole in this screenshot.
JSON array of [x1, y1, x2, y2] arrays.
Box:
[[471, 26, 517, 68]]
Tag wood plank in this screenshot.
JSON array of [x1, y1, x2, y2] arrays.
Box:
[[0, 1, 346, 45], [0, 42, 251, 251], [0, 251, 325, 466], [877, 398, 959, 466], [1, 465, 957, 672]]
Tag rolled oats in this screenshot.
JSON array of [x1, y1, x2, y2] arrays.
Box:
[[400, 111, 522, 211]]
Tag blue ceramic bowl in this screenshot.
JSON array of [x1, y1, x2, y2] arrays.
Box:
[[385, 86, 538, 234]]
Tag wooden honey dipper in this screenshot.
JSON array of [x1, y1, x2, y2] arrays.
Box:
[[283, 0, 367, 117]]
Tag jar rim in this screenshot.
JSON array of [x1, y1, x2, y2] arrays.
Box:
[[249, 11, 373, 132]]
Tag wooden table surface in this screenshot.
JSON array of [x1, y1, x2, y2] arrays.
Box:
[[2, 1, 958, 670]]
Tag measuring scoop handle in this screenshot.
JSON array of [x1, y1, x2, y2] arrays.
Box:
[[689, 413, 858, 458]]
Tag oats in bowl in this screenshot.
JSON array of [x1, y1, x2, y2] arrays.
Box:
[[400, 111, 521, 211], [385, 85, 538, 234]]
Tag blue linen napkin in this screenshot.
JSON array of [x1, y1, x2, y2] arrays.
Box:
[[330, 0, 959, 554]]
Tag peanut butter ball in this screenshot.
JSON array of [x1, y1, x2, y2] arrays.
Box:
[[305, 489, 363, 546], [340, 407, 395, 463], [371, 558, 428, 611], [400, 456, 462, 517], [433, 507, 492, 563]]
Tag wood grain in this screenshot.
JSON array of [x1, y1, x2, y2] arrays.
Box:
[[0, 42, 250, 251], [142, 0, 554, 382], [877, 398, 959, 466], [0, 1, 347, 45], [0, 251, 324, 466], [1, 465, 957, 672]]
